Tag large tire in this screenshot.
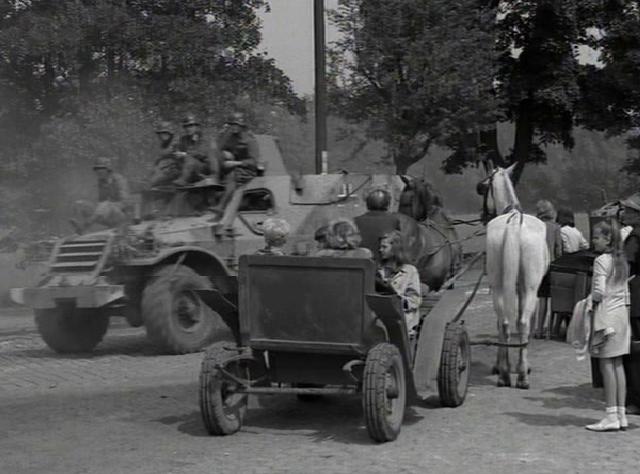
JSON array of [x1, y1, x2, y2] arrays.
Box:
[[438, 322, 471, 407], [363, 343, 406, 442], [199, 349, 248, 436], [35, 307, 109, 354], [141, 264, 223, 354]]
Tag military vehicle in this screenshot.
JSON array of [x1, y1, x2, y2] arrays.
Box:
[[12, 136, 451, 354]]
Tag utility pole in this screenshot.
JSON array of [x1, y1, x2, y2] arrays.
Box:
[[314, 0, 328, 174]]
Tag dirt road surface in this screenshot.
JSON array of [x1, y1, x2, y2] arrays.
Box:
[[0, 271, 637, 474]]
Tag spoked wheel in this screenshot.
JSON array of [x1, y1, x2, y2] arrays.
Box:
[[363, 343, 406, 442], [200, 349, 266, 436], [438, 322, 471, 407]]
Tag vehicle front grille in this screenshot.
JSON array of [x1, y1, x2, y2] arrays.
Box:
[[50, 239, 108, 273]]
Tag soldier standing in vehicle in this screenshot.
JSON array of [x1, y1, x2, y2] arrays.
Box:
[[71, 157, 131, 233], [354, 188, 402, 260], [150, 120, 182, 187], [174, 113, 219, 186], [213, 112, 260, 212]]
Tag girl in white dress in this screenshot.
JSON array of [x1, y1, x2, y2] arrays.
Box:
[[586, 220, 631, 432]]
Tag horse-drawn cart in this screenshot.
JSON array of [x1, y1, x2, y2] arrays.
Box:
[[197, 253, 483, 442]]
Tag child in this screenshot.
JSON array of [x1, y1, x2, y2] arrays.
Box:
[[377, 230, 422, 335], [557, 207, 589, 254], [255, 218, 290, 256], [585, 220, 631, 432], [314, 218, 372, 258]]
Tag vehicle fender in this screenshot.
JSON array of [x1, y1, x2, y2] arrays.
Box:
[[140, 247, 234, 295]]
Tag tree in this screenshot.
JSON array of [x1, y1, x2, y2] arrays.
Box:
[[0, 1, 304, 232], [329, 0, 499, 174], [576, 1, 640, 176], [495, 0, 584, 184]]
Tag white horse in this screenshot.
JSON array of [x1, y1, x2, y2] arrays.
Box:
[[477, 164, 549, 389]]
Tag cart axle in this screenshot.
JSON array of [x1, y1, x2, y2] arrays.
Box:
[[237, 386, 358, 395]]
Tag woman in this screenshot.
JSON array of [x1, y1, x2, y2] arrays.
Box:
[[377, 230, 422, 334], [313, 218, 372, 258]]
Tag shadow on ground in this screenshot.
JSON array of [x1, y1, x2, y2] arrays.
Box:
[[157, 394, 426, 446]]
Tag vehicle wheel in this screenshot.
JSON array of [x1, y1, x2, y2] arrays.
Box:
[[199, 349, 248, 436], [438, 322, 471, 407], [35, 307, 109, 354], [142, 264, 224, 354], [363, 343, 406, 442]]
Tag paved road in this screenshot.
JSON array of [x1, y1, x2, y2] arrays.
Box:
[[0, 273, 637, 474]]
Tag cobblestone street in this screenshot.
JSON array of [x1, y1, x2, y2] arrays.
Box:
[[0, 273, 638, 474]]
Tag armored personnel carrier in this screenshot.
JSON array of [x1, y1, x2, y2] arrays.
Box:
[[12, 136, 421, 354]]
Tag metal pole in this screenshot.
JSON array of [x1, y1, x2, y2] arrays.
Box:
[[314, 0, 328, 174]]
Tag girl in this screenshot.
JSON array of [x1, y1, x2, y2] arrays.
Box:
[[377, 230, 422, 334], [586, 220, 631, 432]]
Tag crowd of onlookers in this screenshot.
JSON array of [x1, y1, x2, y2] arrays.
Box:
[[534, 194, 640, 432]]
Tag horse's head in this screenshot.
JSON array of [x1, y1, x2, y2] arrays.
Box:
[[476, 163, 520, 218], [398, 175, 443, 221]]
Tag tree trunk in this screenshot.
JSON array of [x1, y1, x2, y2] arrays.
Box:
[[511, 99, 534, 186]]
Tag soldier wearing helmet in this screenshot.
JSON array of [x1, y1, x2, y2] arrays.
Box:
[[354, 188, 402, 260], [213, 111, 260, 211], [71, 157, 131, 233], [174, 112, 220, 186], [150, 120, 182, 187]]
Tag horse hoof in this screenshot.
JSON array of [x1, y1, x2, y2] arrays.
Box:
[[491, 366, 499, 375], [497, 377, 511, 388], [516, 380, 530, 390]]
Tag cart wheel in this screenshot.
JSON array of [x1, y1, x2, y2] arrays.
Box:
[[363, 343, 406, 442], [199, 349, 248, 436], [438, 322, 471, 407]]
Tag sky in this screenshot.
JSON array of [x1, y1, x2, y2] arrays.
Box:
[[258, 0, 340, 96]]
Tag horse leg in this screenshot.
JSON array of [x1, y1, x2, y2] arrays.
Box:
[[493, 293, 511, 387], [515, 288, 537, 389]]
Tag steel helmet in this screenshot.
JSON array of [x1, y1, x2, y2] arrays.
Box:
[[226, 111, 246, 127], [155, 120, 174, 134], [182, 113, 200, 127], [366, 188, 391, 211], [93, 157, 112, 171]]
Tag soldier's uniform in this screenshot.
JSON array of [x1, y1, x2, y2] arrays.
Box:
[[217, 127, 259, 186], [151, 121, 181, 187], [174, 113, 219, 185], [73, 157, 131, 232], [213, 112, 260, 212], [354, 189, 402, 260]]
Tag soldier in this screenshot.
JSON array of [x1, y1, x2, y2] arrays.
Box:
[[174, 113, 219, 186], [71, 157, 131, 233], [213, 112, 260, 212], [150, 120, 181, 187], [354, 188, 402, 260]]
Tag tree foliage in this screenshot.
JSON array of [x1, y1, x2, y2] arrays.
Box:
[[0, 0, 304, 232], [329, 0, 499, 174]]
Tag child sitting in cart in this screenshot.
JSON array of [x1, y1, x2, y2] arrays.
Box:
[[255, 218, 290, 256], [376, 230, 422, 336]]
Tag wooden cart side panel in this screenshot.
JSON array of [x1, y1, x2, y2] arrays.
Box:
[[239, 255, 377, 353]]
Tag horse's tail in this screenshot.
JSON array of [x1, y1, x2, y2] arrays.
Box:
[[502, 211, 522, 324]]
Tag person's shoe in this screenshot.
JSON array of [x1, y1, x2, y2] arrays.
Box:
[[586, 408, 620, 432], [618, 406, 628, 431]]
